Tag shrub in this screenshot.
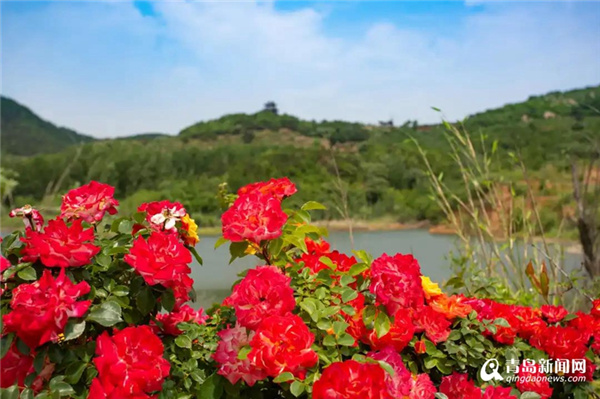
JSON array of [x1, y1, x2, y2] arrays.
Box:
[[1, 178, 599, 398]]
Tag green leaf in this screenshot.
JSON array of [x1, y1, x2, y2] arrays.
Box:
[[319, 256, 336, 270], [133, 211, 146, 224], [33, 349, 47, 373], [237, 346, 251, 360], [374, 312, 391, 338], [348, 262, 368, 276], [20, 388, 33, 399], [111, 285, 129, 297], [229, 241, 249, 263], [273, 372, 295, 383], [341, 287, 358, 303], [377, 360, 395, 377], [189, 246, 203, 265], [0, 386, 19, 399], [49, 377, 75, 397], [562, 313, 577, 322], [214, 237, 228, 249], [333, 321, 349, 336], [161, 289, 175, 312], [269, 238, 284, 257], [136, 286, 155, 316], [362, 305, 377, 326], [301, 201, 327, 211], [16, 338, 30, 356], [299, 298, 318, 316], [339, 275, 355, 287], [17, 266, 37, 281], [424, 357, 437, 369], [175, 335, 192, 349], [494, 318, 510, 327], [64, 362, 87, 384], [317, 320, 332, 331], [118, 219, 133, 234], [106, 246, 128, 255], [290, 380, 305, 397], [197, 373, 224, 399], [351, 250, 373, 265], [520, 393, 542, 399], [63, 320, 86, 341], [434, 394, 449, 399], [95, 253, 112, 268], [1, 334, 14, 359], [337, 334, 355, 346], [323, 335, 337, 346], [87, 301, 122, 327]]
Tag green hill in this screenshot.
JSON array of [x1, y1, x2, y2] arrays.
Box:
[[1, 96, 95, 156], [1, 85, 599, 232]]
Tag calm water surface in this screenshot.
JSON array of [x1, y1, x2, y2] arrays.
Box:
[[2, 226, 582, 309]]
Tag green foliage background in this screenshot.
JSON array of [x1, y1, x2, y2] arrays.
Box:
[[2, 86, 599, 235]]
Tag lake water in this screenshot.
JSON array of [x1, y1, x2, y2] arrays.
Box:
[[2, 226, 583, 310], [190, 230, 585, 309], [191, 229, 459, 308]]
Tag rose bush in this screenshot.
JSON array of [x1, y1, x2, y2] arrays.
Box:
[[1, 177, 599, 398]]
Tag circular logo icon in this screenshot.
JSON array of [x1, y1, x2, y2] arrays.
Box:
[[480, 358, 504, 382]]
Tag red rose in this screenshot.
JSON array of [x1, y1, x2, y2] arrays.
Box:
[[439, 373, 482, 399], [3, 269, 91, 349], [414, 339, 427, 354], [213, 323, 267, 386], [538, 325, 589, 360], [369, 253, 424, 315], [0, 342, 33, 388], [368, 347, 412, 397], [124, 232, 193, 303], [9, 205, 44, 231], [513, 306, 546, 341], [483, 386, 517, 399], [413, 305, 451, 344], [466, 299, 518, 345], [237, 177, 297, 200], [569, 310, 600, 354], [93, 326, 170, 396], [248, 314, 318, 378], [21, 218, 100, 268], [224, 265, 296, 329], [540, 304, 568, 323], [221, 192, 287, 244], [154, 305, 207, 336], [409, 374, 437, 399], [60, 181, 119, 223], [0, 343, 53, 392], [428, 294, 473, 320], [367, 309, 415, 352], [138, 200, 187, 233], [88, 378, 154, 399], [305, 238, 331, 253], [312, 360, 393, 399], [516, 364, 553, 399], [297, 250, 357, 275]]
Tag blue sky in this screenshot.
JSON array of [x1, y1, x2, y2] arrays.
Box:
[[2, 1, 599, 138]]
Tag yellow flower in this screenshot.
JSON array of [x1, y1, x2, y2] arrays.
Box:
[[244, 242, 260, 255], [421, 276, 442, 300], [181, 214, 200, 246]]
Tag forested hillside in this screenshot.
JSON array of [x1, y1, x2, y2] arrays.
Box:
[[1, 86, 599, 231], [0, 96, 95, 156]]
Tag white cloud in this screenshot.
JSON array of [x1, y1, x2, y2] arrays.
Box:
[[2, 1, 599, 137]]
